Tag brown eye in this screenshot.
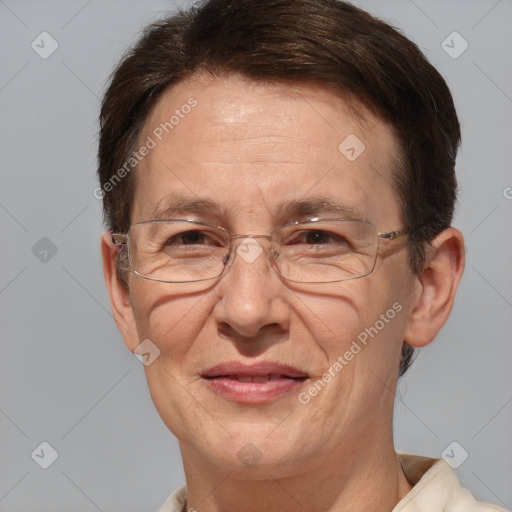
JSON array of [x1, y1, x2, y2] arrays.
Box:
[[290, 230, 348, 246], [165, 230, 223, 246]]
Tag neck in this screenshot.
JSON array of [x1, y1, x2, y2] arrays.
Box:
[[181, 441, 412, 512]]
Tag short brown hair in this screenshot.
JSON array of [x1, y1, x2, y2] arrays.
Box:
[[98, 0, 461, 376]]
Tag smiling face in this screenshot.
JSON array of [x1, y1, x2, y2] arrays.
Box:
[[108, 73, 421, 477]]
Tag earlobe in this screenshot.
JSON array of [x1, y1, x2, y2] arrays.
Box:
[[100, 231, 140, 352], [403, 228, 465, 348]]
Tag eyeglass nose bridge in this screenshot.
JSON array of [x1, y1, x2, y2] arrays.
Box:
[[230, 233, 272, 242], [223, 233, 280, 267]]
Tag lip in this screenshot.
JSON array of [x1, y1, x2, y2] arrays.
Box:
[[201, 361, 308, 404]]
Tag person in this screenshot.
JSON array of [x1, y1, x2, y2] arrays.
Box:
[[97, 0, 506, 510]]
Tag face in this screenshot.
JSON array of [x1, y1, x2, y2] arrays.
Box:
[[115, 73, 420, 478]]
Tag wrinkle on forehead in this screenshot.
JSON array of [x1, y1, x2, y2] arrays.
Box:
[[132, 72, 402, 230]]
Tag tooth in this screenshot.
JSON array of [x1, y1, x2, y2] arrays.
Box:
[[237, 375, 251, 382], [269, 374, 280, 381], [253, 375, 269, 383]]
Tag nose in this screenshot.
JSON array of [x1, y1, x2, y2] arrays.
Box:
[[212, 236, 290, 341]]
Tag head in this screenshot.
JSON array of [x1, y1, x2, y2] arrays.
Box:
[[99, 0, 464, 478]]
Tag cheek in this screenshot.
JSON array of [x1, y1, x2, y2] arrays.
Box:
[[129, 280, 214, 358], [348, 263, 414, 373], [130, 284, 218, 436], [299, 275, 407, 369], [296, 281, 387, 338]]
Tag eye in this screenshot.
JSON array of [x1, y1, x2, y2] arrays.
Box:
[[165, 230, 220, 246], [289, 230, 349, 245]]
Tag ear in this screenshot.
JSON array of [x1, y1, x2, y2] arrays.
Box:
[[101, 231, 140, 352], [403, 227, 465, 348]]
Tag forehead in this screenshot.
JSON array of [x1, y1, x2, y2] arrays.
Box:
[[132, 73, 402, 229]]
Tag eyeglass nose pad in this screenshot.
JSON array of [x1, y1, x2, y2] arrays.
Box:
[[270, 247, 280, 259]]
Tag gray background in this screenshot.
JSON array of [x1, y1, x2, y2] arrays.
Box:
[[0, 0, 511, 510]]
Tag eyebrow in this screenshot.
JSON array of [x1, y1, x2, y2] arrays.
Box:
[[150, 194, 222, 220], [149, 193, 362, 222], [278, 197, 361, 220]]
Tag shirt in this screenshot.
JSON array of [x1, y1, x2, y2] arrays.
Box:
[[158, 454, 508, 512]]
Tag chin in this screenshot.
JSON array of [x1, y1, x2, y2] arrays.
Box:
[[189, 428, 309, 476], [205, 447, 304, 480]]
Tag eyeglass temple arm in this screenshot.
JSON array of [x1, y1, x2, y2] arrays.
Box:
[[111, 233, 128, 245], [378, 228, 409, 241]]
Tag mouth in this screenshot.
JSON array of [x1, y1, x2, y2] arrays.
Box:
[[201, 361, 308, 404]]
